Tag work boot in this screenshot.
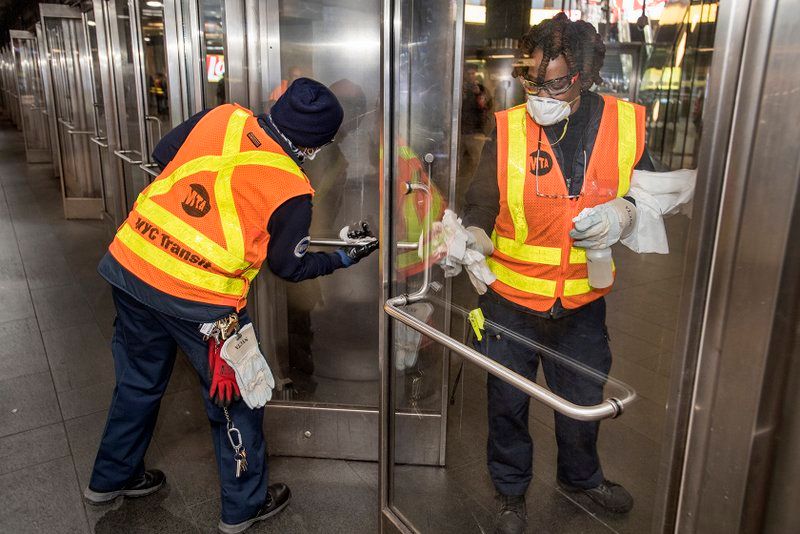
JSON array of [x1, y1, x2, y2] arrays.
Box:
[[557, 479, 634, 514], [217, 483, 292, 534], [494, 493, 527, 534], [84, 469, 166, 504]]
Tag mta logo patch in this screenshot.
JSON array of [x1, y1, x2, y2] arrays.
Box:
[[529, 150, 553, 176], [181, 184, 211, 217]]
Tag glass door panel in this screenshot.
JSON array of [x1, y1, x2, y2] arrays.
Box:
[[40, 3, 104, 219], [133, 0, 178, 178], [1, 44, 22, 129], [382, 1, 721, 532], [85, 2, 127, 227], [10, 31, 52, 163], [104, 0, 146, 209], [36, 22, 61, 173], [277, 0, 382, 407], [200, 0, 227, 108]]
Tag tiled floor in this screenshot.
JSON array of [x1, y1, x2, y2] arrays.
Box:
[[0, 116, 689, 534], [0, 123, 378, 534]]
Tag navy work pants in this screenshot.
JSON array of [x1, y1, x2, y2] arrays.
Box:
[[476, 293, 611, 496], [89, 287, 268, 524]]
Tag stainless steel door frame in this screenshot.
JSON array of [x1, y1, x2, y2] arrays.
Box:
[[380, 0, 462, 528], [649, 1, 752, 530], [40, 2, 105, 219], [672, 0, 800, 531], [9, 30, 52, 164]]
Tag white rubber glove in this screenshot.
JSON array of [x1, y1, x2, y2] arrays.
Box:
[[220, 323, 275, 409], [569, 197, 637, 249], [466, 226, 494, 256]]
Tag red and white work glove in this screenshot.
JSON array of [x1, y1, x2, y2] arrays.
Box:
[[208, 339, 241, 407]]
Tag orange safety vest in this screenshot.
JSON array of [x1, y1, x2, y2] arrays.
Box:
[[108, 104, 314, 310], [488, 95, 645, 312], [396, 146, 447, 276]]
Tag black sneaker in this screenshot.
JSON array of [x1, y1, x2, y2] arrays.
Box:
[[494, 493, 527, 534], [217, 483, 292, 534], [84, 469, 166, 504], [557, 479, 634, 514]]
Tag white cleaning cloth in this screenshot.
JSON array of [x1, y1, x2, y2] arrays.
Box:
[[431, 210, 497, 294], [622, 168, 697, 254]]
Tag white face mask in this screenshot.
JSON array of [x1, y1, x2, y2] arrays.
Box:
[[526, 94, 579, 126]]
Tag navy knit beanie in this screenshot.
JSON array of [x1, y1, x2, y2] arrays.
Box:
[[270, 78, 344, 148]]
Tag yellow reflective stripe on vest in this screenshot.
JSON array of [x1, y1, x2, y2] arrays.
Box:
[[569, 247, 587, 264], [403, 195, 422, 238], [242, 268, 259, 282], [397, 249, 421, 269], [506, 107, 528, 243], [492, 231, 561, 266], [563, 278, 591, 297], [617, 100, 636, 197], [563, 262, 616, 296], [487, 258, 556, 297], [116, 224, 244, 296], [492, 233, 589, 266], [135, 198, 249, 273], [138, 152, 305, 205], [399, 146, 416, 160], [215, 109, 249, 259]]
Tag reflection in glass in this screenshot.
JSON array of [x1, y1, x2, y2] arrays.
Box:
[[388, 2, 716, 532], [198, 0, 226, 107], [138, 2, 169, 156], [45, 16, 101, 199], [107, 0, 146, 208], [270, 0, 382, 407]]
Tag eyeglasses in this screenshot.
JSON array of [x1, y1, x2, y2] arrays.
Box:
[[519, 72, 579, 97], [531, 147, 589, 200]]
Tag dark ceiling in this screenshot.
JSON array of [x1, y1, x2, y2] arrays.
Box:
[[0, 0, 75, 46]]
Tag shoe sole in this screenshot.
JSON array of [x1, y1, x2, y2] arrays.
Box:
[[556, 482, 632, 514], [217, 497, 290, 534], [83, 479, 165, 505]]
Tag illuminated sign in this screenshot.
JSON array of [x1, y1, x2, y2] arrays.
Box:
[[206, 54, 225, 83]]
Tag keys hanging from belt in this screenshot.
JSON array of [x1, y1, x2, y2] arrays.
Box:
[[224, 407, 248, 478], [200, 313, 241, 343]]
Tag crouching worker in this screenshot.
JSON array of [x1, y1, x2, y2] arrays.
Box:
[[83, 78, 378, 534]]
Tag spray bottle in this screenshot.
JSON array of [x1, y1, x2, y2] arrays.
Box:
[[586, 247, 613, 289]]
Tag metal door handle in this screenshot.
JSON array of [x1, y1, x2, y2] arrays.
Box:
[[90, 136, 108, 148], [309, 238, 416, 250], [56, 117, 74, 129], [114, 149, 143, 165], [68, 129, 94, 135], [144, 115, 163, 142], [139, 162, 160, 177], [384, 294, 634, 421], [404, 181, 434, 298]]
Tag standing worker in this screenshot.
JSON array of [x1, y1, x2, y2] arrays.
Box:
[[446, 14, 692, 534], [83, 78, 378, 534]]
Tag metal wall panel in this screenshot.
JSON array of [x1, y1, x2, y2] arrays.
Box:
[[676, 0, 800, 531]]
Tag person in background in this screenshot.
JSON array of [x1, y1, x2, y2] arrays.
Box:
[[457, 64, 493, 206]]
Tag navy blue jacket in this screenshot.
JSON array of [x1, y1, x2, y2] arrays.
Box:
[[98, 108, 344, 322]]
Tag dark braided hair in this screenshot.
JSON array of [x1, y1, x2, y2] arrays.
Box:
[[512, 12, 605, 92]]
